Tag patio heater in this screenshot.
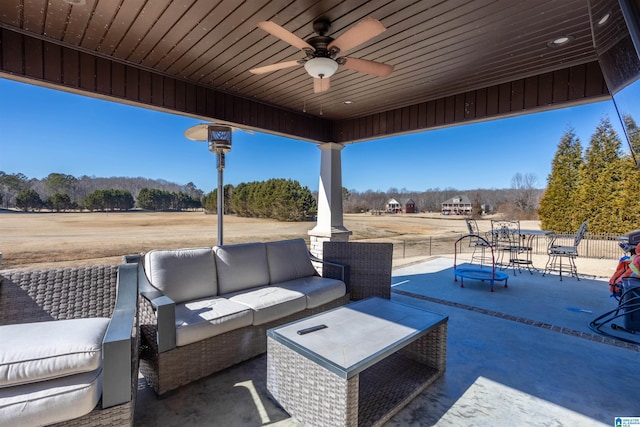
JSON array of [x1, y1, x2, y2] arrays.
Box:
[[184, 123, 232, 245]]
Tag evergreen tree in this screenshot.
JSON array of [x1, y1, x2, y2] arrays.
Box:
[[575, 117, 623, 233], [228, 178, 316, 221], [230, 182, 249, 216], [538, 128, 583, 232], [46, 193, 72, 212], [202, 185, 233, 214], [84, 189, 134, 211], [610, 156, 640, 233], [0, 172, 28, 208], [44, 173, 77, 199], [16, 188, 43, 212], [623, 114, 640, 160]]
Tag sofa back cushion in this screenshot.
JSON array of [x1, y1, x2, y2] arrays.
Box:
[[214, 243, 269, 294], [266, 239, 317, 284], [144, 247, 217, 304]]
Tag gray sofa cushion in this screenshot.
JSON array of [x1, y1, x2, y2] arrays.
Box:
[[0, 369, 101, 426], [266, 238, 317, 284], [145, 247, 217, 304], [226, 286, 307, 325], [0, 318, 109, 388], [174, 297, 254, 347], [214, 243, 270, 294], [278, 276, 346, 308]]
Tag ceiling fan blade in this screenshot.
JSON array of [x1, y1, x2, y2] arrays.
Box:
[[313, 77, 330, 93], [341, 57, 393, 77], [257, 21, 314, 51], [249, 60, 301, 75], [327, 17, 386, 53]]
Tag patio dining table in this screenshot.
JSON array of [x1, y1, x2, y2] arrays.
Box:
[[516, 229, 554, 272], [488, 226, 553, 273]]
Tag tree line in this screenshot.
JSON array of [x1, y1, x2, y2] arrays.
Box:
[[0, 172, 202, 212], [0, 173, 317, 221], [341, 180, 542, 219], [1, 170, 540, 219], [539, 115, 640, 234]]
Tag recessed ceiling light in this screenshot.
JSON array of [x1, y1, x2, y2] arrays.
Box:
[[63, 0, 86, 5], [598, 12, 611, 26], [547, 35, 574, 48], [343, 101, 353, 105]]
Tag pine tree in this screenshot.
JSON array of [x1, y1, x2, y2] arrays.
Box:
[[623, 114, 640, 160], [610, 156, 640, 233], [538, 127, 583, 233], [575, 117, 623, 233]]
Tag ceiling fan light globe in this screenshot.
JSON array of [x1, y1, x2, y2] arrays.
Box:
[[304, 57, 338, 78]]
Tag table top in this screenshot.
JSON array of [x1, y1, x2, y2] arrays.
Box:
[[267, 297, 447, 379], [519, 229, 553, 236]]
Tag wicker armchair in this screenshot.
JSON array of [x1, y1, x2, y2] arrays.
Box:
[[0, 264, 139, 427], [322, 241, 393, 300]]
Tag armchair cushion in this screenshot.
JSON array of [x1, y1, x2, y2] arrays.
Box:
[[0, 318, 109, 388], [266, 238, 317, 284], [215, 243, 270, 294], [0, 369, 101, 426], [174, 297, 254, 347], [145, 247, 217, 304]]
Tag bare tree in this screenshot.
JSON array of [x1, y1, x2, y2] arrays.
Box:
[[511, 172, 538, 217]]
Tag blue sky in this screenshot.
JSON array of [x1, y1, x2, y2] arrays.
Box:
[[0, 77, 625, 193]]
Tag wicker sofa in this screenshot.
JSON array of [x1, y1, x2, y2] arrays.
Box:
[[0, 264, 139, 427], [130, 238, 350, 396]]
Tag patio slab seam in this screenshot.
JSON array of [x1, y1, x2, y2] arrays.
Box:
[[392, 289, 640, 352]]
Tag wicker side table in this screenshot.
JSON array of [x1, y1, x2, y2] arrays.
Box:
[[267, 298, 447, 427]]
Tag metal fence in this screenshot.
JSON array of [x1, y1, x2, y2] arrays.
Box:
[[382, 232, 625, 261]]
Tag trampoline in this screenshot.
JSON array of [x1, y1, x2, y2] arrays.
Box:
[[454, 234, 509, 292]]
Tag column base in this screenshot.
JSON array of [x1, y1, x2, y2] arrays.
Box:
[[308, 228, 352, 260]]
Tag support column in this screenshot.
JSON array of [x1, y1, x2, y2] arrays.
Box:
[[309, 142, 352, 259]]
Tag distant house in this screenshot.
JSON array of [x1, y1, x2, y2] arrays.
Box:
[[441, 195, 472, 215], [385, 198, 401, 213], [404, 198, 416, 213]]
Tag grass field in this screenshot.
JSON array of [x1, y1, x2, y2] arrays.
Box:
[[1, 211, 619, 278], [0, 211, 490, 268], [0, 211, 541, 270]]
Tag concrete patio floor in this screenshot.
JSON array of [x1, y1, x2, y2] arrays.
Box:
[[134, 256, 639, 426]]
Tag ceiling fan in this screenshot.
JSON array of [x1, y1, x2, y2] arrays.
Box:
[[250, 17, 394, 93]]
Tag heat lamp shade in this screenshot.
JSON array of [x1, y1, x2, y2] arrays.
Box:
[[304, 57, 339, 78]]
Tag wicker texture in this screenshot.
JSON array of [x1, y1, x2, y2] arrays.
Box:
[[0, 266, 118, 324], [0, 266, 137, 427], [323, 242, 393, 300], [139, 294, 350, 396], [268, 338, 359, 427], [267, 322, 447, 427]]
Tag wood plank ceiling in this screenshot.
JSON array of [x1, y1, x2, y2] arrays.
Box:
[[0, 0, 612, 143]]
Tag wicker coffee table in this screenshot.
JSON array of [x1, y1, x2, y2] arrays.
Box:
[[267, 297, 448, 427]]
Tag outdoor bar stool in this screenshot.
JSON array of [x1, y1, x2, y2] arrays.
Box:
[[490, 220, 533, 275], [465, 218, 492, 267], [543, 221, 588, 281]]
